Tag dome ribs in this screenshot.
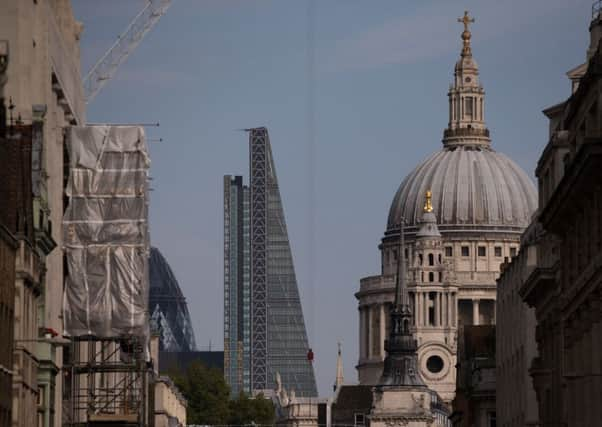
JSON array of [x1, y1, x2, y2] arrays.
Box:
[[481, 153, 500, 224], [386, 147, 536, 234], [436, 150, 455, 224], [472, 153, 486, 224], [456, 148, 470, 223], [481, 151, 503, 224]]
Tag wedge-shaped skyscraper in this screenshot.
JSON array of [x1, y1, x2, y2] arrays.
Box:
[[224, 127, 317, 397]]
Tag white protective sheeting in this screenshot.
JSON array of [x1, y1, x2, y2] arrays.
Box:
[[63, 126, 150, 338]]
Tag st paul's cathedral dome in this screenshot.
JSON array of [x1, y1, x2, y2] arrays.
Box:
[[386, 18, 536, 238]]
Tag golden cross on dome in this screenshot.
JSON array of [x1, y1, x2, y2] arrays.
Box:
[[458, 10, 475, 32], [424, 190, 433, 213]]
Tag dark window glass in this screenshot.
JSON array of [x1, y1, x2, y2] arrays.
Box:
[[494, 246, 502, 257], [461, 246, 469, 256], [478, 246, 486, 257], [426, 355, 444, 373], [445, 246, 453, 257]]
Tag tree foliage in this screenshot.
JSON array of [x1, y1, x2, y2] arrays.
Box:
[[228, 392, 275, 426], [170, 361, 275, 425]]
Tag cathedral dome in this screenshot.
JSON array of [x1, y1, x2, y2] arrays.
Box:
[[386, 145, 537, 234], [386, 11, 537, 236]]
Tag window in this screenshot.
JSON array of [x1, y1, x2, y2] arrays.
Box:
[[439, 272, 443, 282], [510, 247, 517, 257], [478, 246, 486, 257], [429, 272, 434, 282], [494, 246, 502, 257], [428, 293, 435, 325], [445, 246, 453, 257], [461, 246, 469, 257], [428, 253, 434, 266], [426, 355, 444, 373], [354, 413, 365, 427], [438, 253, 442, 263], [465, 96, 474, 119], [418, 254, 423, 265]]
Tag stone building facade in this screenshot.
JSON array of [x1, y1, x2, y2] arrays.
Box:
[[356, 12, 537, 403], [153, 377, 187, 427], [0, 224, 17, 427], [520, 8, 602, 426], [3, 123, 49, 427], [495, 222, 539, 427], [0, 45, 18, 427], [450, 326, 496, 427], [0, 1, 83, 426]]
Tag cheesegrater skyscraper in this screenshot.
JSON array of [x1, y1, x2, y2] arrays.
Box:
[[224, 127, 317, 397]]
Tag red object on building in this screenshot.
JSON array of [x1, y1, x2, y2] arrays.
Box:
[[44, 327, 59, 337], [307, 348, 314, 362]]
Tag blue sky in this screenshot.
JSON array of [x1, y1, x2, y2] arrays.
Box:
[[73, 0, 591, 396]]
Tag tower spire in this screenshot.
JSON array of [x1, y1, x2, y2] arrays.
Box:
[[458, 11, 475, 57], [334, 341, 344, 391], [443, 11, 490, 148], [378, 216, 425, 387]]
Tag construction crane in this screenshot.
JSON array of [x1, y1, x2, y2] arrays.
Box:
[[83, 0, 172, 105]]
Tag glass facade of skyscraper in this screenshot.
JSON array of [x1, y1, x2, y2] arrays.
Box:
[[149, 247, 197, 352], [224, 176, 251, 395], [224, 128, 317, 397]]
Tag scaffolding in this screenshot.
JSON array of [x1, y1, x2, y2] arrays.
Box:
[[62, 126, 152, 425], [63, 336, 151, 426]]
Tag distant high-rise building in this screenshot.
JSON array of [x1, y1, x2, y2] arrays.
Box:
[[224, 127, 317, 397], [149, 247, 197, 352], [223, 175, 251, 395]]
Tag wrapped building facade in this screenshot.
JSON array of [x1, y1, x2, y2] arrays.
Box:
[[63, 125, 150, 338]]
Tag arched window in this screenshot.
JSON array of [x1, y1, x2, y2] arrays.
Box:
[[418, 254, 423, 265], [428, 253, 434, 266], [438, 254, 442, 263], [439, 272, 443, 282], [429, 272, 434, 282]]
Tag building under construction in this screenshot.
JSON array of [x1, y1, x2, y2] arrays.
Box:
[[62, 125, 152, 426], [224, 128, 317, 397]]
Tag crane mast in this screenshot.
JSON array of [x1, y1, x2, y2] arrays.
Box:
[[83, 0, 172, 105]]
